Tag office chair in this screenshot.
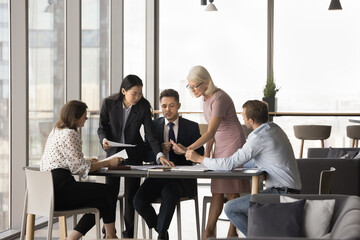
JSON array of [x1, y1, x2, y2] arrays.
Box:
[[21, 168, 101, 240], [319, 167, 336, 195]]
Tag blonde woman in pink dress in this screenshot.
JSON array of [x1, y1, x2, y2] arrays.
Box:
[[172, 65, 249, 239]]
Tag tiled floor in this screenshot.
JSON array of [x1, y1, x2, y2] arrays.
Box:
[[21, 182, 245, 240]]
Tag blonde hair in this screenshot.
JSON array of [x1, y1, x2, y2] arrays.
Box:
[[187, 65, 217, 95]]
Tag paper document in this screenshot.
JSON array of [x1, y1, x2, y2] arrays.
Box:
[[101, 149, 128, 162], [130, 165, 171, 171], [108, 140, 136, 147], [171, 164, 210, 172]]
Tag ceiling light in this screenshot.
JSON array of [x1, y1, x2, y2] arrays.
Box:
[[328, 0, 342, 10], [205, 0, 218, 11], [44, 0, 55, 13]]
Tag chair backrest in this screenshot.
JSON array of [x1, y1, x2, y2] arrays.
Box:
[[293, 125, 332, 140], [319, 167, 336, 195], [25, 168, 54, 217], [198, 124, 208, 136], [241, 124, 252, 138]]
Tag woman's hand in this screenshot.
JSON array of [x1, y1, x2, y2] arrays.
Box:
[[87, 158, 99, 163], [103, 139, 112, 149], [160, 156, 175, 167], [185, 150, 205, 164], [170, 140, 187, 154], [108, 157, 123, 167]]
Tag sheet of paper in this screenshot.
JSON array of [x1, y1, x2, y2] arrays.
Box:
[[171, 164, 210, 172], [107, 140, 136, 147], [101, 149, 128, 162], [130, 165, 170, 171]]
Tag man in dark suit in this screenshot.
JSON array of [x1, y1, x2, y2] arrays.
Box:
[[133, 89, 204, 240]]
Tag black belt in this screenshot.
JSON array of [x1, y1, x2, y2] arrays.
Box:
[[273, 187, 300, 194]]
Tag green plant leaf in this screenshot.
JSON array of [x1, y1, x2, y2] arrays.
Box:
[[263, 76, 279, 98]]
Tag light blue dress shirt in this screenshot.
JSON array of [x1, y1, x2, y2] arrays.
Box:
[[203, 122, 302, 190]]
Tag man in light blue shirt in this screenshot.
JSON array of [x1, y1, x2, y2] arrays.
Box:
[[185, 100, 301, 236]]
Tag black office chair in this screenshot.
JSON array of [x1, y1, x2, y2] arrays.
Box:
[[319, 167, 336, 195]]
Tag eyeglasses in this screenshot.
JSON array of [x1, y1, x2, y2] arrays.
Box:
[[186, 82, 203, 90]]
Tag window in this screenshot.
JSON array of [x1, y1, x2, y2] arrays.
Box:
[[124, 0, 146, 89], [81, 0, 110, 159], [274, 0, 360, 112], [0, 0, 9, 232], [159, 0, 267, 114], [273, 0, 360, 154], [28, 0, 65, 165]]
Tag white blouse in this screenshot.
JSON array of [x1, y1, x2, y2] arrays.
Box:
[[40, 128, 91, 179]]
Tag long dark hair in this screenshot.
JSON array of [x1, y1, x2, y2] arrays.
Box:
[[118, 75, 143, 101], [55, 100, 88, 131]]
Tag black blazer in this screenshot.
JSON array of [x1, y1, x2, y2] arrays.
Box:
[[145, 116, 204, 197], [97, 94, 161, 165]]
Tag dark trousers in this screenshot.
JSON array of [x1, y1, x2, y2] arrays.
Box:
[[133, 178, 185, 237], [106, 175, 141, 238], [51, 169, 116, 236]]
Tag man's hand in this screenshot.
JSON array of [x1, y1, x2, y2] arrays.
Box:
[[103, 139, 112, 150], [185, 150, 205, 164], [160, 156, 175, 167], [170, 139, 187, 154], [161, 142, 172, 154]]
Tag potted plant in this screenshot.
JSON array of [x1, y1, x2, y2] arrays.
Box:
[[262, 76, 279, 112]]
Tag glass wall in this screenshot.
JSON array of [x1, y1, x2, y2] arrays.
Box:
[[0, 0, 9, 232], [81, 0, 110, 159], [124, 0, 146, 91], [159, 0, 267, 118], [273, 0, 360, 156], [28, 0, 65, 166]]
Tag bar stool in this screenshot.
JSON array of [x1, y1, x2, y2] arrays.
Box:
[[293, 125, 332, 158], [346, 125, 360, 147]]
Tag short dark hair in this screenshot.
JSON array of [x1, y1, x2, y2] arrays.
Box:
[[55, 100, 88, 130], [160, 89, 179, 103], [242, 100, 269, 124], [118, 75, 143, 101]]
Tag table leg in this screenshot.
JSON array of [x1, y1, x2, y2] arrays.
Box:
[[251, 176, 259, 194], [59, 216, 67, 240], [26, 214, 35, 240]]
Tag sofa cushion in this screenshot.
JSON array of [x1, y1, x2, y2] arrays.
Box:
[[248, 199, 306, 238], [280, 196, 335, 238], [308, 147, 360, 158], [326, 147, 346, 158]]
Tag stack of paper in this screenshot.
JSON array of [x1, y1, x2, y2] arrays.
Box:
[[171, 164, 210, 172]]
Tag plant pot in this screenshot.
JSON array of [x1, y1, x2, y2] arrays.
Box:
[[262, 97, 277, 112]]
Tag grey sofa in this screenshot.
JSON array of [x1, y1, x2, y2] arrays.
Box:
[[208, 194, 360, 240], [296, 148, 360, 196]]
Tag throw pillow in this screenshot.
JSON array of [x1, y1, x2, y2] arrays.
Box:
[[280, 196, 335, 238], [340, 150, 359, 159], [248, 199, 306, 238], [326, 147, 345, 158], [354, 151, 360, 159]]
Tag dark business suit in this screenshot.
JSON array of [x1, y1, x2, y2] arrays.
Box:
[[98, 94, 161, 237], [133, 117, 204, 238]]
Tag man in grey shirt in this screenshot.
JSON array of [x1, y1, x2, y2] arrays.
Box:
[[185, 100, 301, 237]]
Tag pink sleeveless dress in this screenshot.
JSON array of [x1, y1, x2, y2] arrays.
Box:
[[203, 89, 250, 193]]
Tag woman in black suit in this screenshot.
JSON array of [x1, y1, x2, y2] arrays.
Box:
[[98, 75, 172, 238]]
